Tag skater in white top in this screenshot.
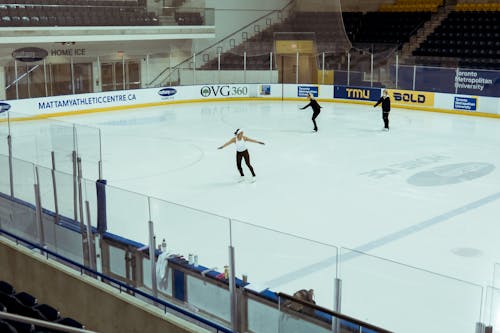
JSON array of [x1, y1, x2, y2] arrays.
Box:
[[218, 129, 265, 181]]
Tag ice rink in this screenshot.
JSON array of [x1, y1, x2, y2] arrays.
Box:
[[54, 99, 500, 331]]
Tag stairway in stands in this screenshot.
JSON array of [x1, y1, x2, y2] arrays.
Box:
[[399, 4, 455, 65]]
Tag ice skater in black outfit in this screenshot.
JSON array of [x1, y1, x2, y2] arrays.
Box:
[[374, 90, 391, 131], [300, 93, 322, 132], [218, 129, 265, 182]]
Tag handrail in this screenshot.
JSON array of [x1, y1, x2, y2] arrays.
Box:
[[0, 312, 97, 333], [146, 0, 295, 87], [278, 292, 393, 333], [0, 228, 233, 333], [5, 65, 41, 91]]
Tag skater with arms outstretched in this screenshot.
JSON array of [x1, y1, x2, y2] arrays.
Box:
[[300, 92, 322, 132], [218, 129, 265, 182]]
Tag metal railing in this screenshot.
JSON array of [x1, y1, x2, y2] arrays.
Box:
[[0, 228, 234, 333]]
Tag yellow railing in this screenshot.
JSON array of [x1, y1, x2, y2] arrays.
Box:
[[379, 0, 443, 12], [455, 2, 500, 11]]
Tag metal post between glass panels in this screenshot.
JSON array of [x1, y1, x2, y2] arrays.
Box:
[[370, 52, 374, 88], [412, 65, 416, 91], [51, 151, 59, 224], [149, 219, 158, 298], [43, 59, 48, 97], [168, 51, 172, 87], [244, 51, 247, 83], [322, 52, 325, 84], [98, 129, 103, 180], [217, 52, 221, 84], [77, 157, 85, 231], [27, 64, 31, 98], [295, 51, 299, 84], [96, 56, 101, 92], [229, 245, 237, 332], [395, 54, 399, 89], [7, 133, 14, 197], [34, 166, 45, 248], [71, 57, 75, 95], [269, 52, 273, 84], [347, 52, 351, 86], [122, 55, 126, 90], [146, 54, 150, 88], [193, 53, 196, 85], [14, 60, 19, 99], [85, 200, 96, 270]]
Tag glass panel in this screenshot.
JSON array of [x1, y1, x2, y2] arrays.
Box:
[[115, 62, 125, 90], [0, 111, 8, 156], [50, 121, 76, 175], [485, 286, 500, 332], [394, 64, 414, 90], [105, 185, 150, 245], [101, 63, 115, 92], [54, 168, 76, 222], [415, 66, 456, 93], [231, 219, 338, 310], [50, 63, 73, 96], [150, 197, 231, 324], [340, 247, 483, 333], [150, 198, 231, 277], [12, 157, 35, 205], [0, 154, 9, 195], [127, 61, 141, 89], [37, 164, 56, 213], [5, 158, 37, 242], [73, 63, 93, 94], [75, 124, 101, 180], [82, 178, 98, 229]]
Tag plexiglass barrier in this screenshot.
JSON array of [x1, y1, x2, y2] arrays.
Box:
[[339, 247, 484, 333], [485, 286, 500, 332], [231, 219, 338, 310], [0, 111, 102, 178], [104, 184, 150, 245], [151, 198, 231, 273], [0, 151, 494, 332], [0, 154, 9, 195]]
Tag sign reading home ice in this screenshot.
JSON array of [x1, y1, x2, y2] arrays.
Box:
[[454, 97, 477, 111], [297, 86, 318, 97]]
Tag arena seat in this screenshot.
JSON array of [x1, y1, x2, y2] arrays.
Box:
[[0, 320, 19, 333], [413, 9, 500, 68], [0, 281, 15, 295], [0, 1, 158, 26]]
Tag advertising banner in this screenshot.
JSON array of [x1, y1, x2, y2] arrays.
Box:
[[297, 85, 319, 97], [199, 85, 249, 98], [333, 85, 381, 101], [453, 96, 477, 111], [388, 89, 435, 108], [455, 69, 500, 97]]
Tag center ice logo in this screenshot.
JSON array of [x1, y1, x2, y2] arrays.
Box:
[[407, 162, 495, 186], [0, 102, 11, 113]]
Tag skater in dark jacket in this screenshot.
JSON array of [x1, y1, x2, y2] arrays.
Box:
[[374, 90, 391, 131], [300, 93, 322, 132], [218, 129, 265, 182]]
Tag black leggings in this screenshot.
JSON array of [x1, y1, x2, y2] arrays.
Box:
[[312, 111, 320, 131], [236, 150, 255, 177], [383, 112, 390, 129]]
